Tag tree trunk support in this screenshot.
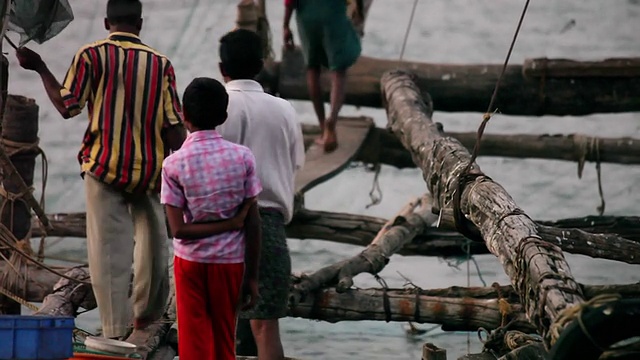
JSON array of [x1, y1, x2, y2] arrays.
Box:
[[381, 70, 585, 345]]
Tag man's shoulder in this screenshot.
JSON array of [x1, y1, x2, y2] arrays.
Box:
[[76, 39, 171, 62]]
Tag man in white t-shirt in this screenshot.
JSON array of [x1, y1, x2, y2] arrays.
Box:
[[217, 29, 305, 360]]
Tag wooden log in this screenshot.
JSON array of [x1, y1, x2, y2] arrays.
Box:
[[288, 287, 536, 333], [301, 123, 640, 167], [290, 195, 436, 306], [423, 343, 447, 360], [12, 261, 176, 360], [34, 267, 95, 317], [0, 94, 40, 315], [28, 211, 640, 264], [272, 50, 640, 115], [10, 262, 640, 337], [13, 262, 639, 308], [523, 58, 640, 78], [381, 70, 584, 344]]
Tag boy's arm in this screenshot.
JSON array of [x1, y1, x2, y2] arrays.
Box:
[[241, 201, 261, 310], [164, 198, 256, 240]]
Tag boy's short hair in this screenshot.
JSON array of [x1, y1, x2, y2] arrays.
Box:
[[106, 0, 142, 26], [219, 29, 263, 80], [182, 78, 229, 130]]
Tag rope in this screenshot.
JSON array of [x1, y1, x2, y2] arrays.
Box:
[[574, 135, 606, 215], [548, 293, 621, 348], [0, 224, 90, 285], [451, 0, 531, 240], [0, 137, 50, 261], [398, 0, 419, 62], [0, 284, 39, 312]]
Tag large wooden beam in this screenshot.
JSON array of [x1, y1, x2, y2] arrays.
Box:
[[265, 49, 640, 116], [9, 263, 640, 336], [30, 211, 640, 264], [381, 70, 584, 344], [301, 124, 640, 168]]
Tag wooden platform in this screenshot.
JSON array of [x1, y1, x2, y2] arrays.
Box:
[[294, 116, 374, 195]]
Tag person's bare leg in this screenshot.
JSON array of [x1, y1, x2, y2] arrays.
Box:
[[251, 319, 284, 360], [324, 68, 347, 152], [306, 67, 326, 145]]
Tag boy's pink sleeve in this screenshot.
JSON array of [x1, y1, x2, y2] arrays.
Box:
[[160, 161, 186, 208], [243, 150, 262, 198]]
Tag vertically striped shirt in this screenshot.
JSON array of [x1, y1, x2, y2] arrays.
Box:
[[60, 32, 183, 193]]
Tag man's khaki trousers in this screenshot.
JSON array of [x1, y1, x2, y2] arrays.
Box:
[[84, 174, 169, 338]]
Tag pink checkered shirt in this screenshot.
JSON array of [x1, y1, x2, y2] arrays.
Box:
[[160, 130, 262, 264]]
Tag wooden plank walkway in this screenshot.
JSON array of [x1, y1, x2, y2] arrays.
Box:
[[295, 116, 374, 195]]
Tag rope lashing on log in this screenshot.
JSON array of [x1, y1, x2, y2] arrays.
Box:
[[547, 295, 640, 360], [0, 136, 50, 260], [513, 234, 584, 339], [548, 293, 622, 348], [451, 0, 530, 242], [0, 225, 91, 285]]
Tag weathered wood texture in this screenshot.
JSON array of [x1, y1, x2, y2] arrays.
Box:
[[290, 195, 435, 306], [301, 123, 640, 168], [269, 49, 640, 115], [295, 117, 373, 194], [21, 262, 175, 360], [288, 287, 536, 333], [34, 267, 94, 317], [29, 211, 640, 264], [0, 95, 40, 315], [381, 70, 584, 343]]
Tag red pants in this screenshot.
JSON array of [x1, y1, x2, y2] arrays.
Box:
[[174, 256, 244, 360]]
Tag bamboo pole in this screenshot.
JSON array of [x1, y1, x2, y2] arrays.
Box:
[[381, 70, 584, 344]]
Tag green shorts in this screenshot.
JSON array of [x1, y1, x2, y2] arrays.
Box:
[[295, 0, 362, 71]]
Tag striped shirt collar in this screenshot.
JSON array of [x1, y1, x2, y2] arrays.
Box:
[[108, 31, 142, 44]]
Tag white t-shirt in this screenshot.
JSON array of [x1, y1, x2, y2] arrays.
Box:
[[218, 80, 305, 223]]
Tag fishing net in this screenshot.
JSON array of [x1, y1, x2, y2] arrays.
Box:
[[7, 0, 74, 46]]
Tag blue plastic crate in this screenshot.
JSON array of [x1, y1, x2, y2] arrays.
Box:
[[0, 315, 75, 360]]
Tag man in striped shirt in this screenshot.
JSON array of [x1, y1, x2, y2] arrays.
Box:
[[15, 0, 186, 339]]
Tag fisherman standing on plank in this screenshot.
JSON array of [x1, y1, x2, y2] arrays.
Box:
[[15, 0, 186, 340], [283, 0, 362, 152]]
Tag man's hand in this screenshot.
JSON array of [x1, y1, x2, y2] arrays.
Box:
[[240, 277, 260, 311], [15, 47, 45, 72], [231, 198, 257, 229], [283, 27, 295, 50]]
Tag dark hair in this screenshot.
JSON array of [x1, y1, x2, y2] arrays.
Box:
[[106, 0, 142, 26], [219, 29, 263, 80], [182, 77, 229, 130]]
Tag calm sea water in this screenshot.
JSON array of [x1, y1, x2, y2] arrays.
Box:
[[8, 1, 640, 359]]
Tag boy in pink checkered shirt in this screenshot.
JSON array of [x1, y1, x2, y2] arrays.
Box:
[[160, 77, 261, 360]]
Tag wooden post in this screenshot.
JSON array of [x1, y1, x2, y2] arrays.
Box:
[[381, 70, 585, 345], [423, 343, 447, 360], [0, 95, 39, 315]]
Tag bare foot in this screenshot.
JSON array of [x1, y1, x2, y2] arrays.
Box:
[[323, 128, 338, 153], [314, 136, 325, 145]]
